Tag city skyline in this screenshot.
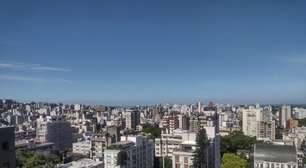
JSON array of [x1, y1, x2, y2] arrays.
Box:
[[1, 0, 306, 105]]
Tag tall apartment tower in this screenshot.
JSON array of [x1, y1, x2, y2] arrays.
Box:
[[280, 105, 292, 128], [125, 110, 140, 130], [242, 107, 261, 137], [197, 101, 202, 112], [242, 106, 275, 141], [36, 116, 72, 151], [178, 114, 190, 130]]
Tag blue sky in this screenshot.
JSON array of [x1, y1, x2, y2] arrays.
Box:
[[1, 0, 306, 105]]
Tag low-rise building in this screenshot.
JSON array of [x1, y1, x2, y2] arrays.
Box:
[[104, 135, 154, 168]]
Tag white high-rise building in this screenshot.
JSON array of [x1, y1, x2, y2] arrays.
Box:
[[197, 101, 202, 112], [280, 105, 291, 128], [242, 107, 261, 137], [242, 106, 275, 141]]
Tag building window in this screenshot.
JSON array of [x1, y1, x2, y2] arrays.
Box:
[[184, 157, 188, 164]]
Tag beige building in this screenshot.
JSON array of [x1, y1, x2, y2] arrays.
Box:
[[242, 106, 275, 141], [280, 105, 292, 128], [242, 107, 261, 137]]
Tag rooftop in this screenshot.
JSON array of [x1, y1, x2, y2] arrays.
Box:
[[107, 141, 134, 150], [254, 143, 297, 163], [57, 158, 103, 168]]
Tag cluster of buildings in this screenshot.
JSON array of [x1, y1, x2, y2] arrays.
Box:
[[0, 99, 306, 168]]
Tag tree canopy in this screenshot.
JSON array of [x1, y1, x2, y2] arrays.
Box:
[[298, 118, 306, 127], [16, 150, 61, 168], [142, 123, 161, 138], [221, 153, 248, 168], [221, 131, 256, 156]]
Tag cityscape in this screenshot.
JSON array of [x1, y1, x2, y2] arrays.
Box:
[[1, 100, 306, 168], [1, 0, 306, 168]]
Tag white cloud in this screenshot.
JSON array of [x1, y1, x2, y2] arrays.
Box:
[[0, 63, 21, 68], [0, 75, 45, 82], [0, 75, 71, 83], [0, 62, 71, 72], [30, 66, 71, 72]]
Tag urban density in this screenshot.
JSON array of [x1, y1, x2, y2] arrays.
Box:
[[1, 0, 306, 168], [1, 99, 306, 168]]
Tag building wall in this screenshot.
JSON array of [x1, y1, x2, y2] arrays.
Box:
[[36, 118, 72, 151], [46, 120, 72, 150], [0, 127, 16, 168], [172, 151, 193, 168], [73, 141, 91, 156], [280, 105, 292, 128], [254, 160, 297, 168], [242, 108, 261, 137]]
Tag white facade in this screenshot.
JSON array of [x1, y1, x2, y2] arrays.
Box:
[[104, 149, 121, 168], [155, 129, 196, 157], [294, 108, 306, 119], [280, 105, 292, 128], [72, 141, 91, 156], [155, 128, 220, 168], [242, 107, 275, 141], [242, 107, 261, 137], [172, 145, 195, 168], [74, 104, 81, 111]]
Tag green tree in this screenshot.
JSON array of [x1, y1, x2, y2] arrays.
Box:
[[142, 123, 161, 139], [193, 128, 209, 168], [164, 156, 172, 168], [298, 118, 306, 127], [23, 154, 46, 168], [16, 150, 60, 168], [221, 131, 256, 156], [221, 153, 248, 168]]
